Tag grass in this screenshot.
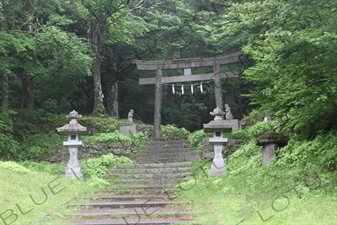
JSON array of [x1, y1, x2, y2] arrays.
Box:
[[174, 160, 337, 225], [0, 159, 120, 225]]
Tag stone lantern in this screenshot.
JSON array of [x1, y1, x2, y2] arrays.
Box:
[[256, 131, 289, 166], [203, 107, 235, 177], [57, 110, 87, 178]]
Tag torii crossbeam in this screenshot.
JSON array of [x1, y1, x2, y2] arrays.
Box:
[[134, 51, 243, 139]]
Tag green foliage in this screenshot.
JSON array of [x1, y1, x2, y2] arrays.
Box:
[[161, 101, 208, 132], [92, 103, 106, 117], [0, 161, 30, 173], [276, 133, 337, 172], [0, 109, 19, 160], [218, 0, 337, 139], [35, 25, 92, 108], [20, 153, 134, 189], [0, 159, 99, 225], [19, 160, 65, 175], [81, 153, 133, 188], [10, 110, 66, 160], [228, 129, 250, 139], [0, 32, 43, 77], [82, 130, 146, 144], [226, 140, 261, 175], [79, 116, 126, 133], [245, 120, 278, 138], [12, 109, 67, 141], [161, 124, 190, 137], [178, 133, 337, 224], [188, 130, 211, 151], [19, 133, 64, 160]]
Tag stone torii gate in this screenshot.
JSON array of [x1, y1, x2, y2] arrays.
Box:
[[134, 51, 243, 139]]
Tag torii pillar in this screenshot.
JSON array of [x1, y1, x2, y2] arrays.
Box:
[[134, 51, 243, 139]]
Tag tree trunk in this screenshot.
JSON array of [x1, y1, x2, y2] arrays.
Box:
[[2, 75, 9, 111], [1, 4, 9, 111], [21, 70, 34, 109], [107, 81, 119, 118], [105, 47, 119, 118], [20, 0, 34, 110], [92, 53, 103, 111]]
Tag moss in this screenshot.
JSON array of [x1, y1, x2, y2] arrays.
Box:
[[256, 131, 289, 147]]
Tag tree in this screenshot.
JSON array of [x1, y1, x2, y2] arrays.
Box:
[[120, 0, 249, 129], [0, 0, 93, 112], [218, 0, 337, 138], [34, 26, 92, 112], [68, 0, 146, 116]]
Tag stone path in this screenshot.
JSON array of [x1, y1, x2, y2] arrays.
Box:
[[64, 138, 201, 225]]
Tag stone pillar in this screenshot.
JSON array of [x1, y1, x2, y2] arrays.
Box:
[[256, 132, 289, 166], [261, 143, 278, 166], [208, 144, 226, 176], [154, 68, 163, 140], [65, 146, 83, 178], [213, 61, 223, 110]]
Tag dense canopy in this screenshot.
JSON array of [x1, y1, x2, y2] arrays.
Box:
[[0, 0, 336, 141]]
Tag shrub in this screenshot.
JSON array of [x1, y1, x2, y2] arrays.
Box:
[[19, 160, 65, 175], [161, 124, 190, 137], [226, 140, 261, 175], [188, 130, 211, 151], [92, 103, 106, 117], [276, 133, 337, 172], [18, 132, 64, 160], [0, 109, 19, 160], [81, 153, 134, 188], [0, 161, 30, 173], [82, 130, 147, 145], [245, 120, 278, 138]]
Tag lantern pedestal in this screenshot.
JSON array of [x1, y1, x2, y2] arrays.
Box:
[[63, 140, 83, 179], [208, 138, 228, 177]]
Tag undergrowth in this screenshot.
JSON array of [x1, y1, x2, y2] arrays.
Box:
[[19, 153, 134, 189], [177, 120, 337, 224]]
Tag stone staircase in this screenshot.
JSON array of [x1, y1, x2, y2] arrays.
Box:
[[134, 139, 200, 163], [64, 138, 201, 225]]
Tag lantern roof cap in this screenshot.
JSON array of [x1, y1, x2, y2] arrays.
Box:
[[57, 110, 87, 134]]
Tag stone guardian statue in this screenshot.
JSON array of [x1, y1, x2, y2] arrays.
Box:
[[224, 104, 234, 120], [127, 109, 134, 124]]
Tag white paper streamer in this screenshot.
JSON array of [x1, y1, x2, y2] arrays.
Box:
[[181, 84, 184, 94], [172, 84, 175, 94], [200, 82, 203, 93], [191, 84, 194, 94]]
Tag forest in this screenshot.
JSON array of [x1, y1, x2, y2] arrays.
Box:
[[1, 0, 337, 159], [1, 1, 337, 224]]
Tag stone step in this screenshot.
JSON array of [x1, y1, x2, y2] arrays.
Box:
[[118, 178, 188, 187], [68, 201, 177, 209], [143, 140, 189, 145], [134, 157, 199, 164], [107, 167, 192, 174], [109, 162, 193, 169], [108, 172, 192, 179], [136, 150, 192, 156], [99, 188, 178, 197], [66, 207, 186, 217], [91, 195, 167, 202], [136, 151, 196, 156], [141, 146, 190, 151], [134, 154, 199, 160], [61, 137, 197, 225], [68, 217, 190, 225]]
